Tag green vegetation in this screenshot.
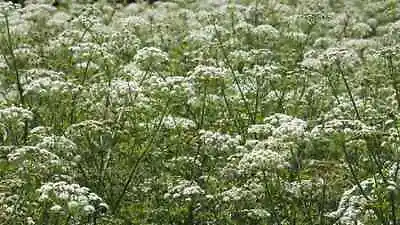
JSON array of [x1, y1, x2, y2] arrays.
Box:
[[1, 0, 400, 224]]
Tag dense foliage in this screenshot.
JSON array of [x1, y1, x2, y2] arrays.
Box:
[[1, 0, 400, 224]]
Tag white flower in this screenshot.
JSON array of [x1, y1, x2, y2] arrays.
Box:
[[134, 47, 168, 69], [320, 47, 361, 69], [37, 181, 106, 215], [0, 1, 21, 15], [50, 204, 63, 213], [351, 22, 372, 37], [221, 186, 244, 202], [82, 205, 96, 215], [310, 119, 375, 137], [326, 178, 374, 224], [241, 208, 271, 219], [0, 106, 33, 122], [165, 180, 204, 200], [46, 11, 71, 27], [199, 130, 241, 153], [189, 65, 228, 82], [251, 24, 280, 39], [67, 200, 79, 211], [239, 146, 285, 173], [26, 217, 35, 225], [158, 115, 196, 130]]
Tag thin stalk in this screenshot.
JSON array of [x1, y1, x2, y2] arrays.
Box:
[[263, 171, 282, 225], [199, 85, 207, 130], [386, 55, 400, 110], [111, 98, 170, 213], [3, 14, 24, 106], [390, 191, 397, 225], [211, 21, 253, 124], [341, 137, 371, 201], [336, 62, 361, 120], [220, 83, 246, 138]]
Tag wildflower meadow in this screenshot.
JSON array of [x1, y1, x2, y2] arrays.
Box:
[[1, 0, 400, 224]]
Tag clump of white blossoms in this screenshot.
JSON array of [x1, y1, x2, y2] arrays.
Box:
[[21, 3, 56, 21], [310, 119, 376, 138], [141, 75, 194, 100], [6, 146, 64, 181], [37, 181, 108, 216], [0, 106, 33, 122], [69, 42, 113, 65], [66, 120, 112, 138], [240, 208, 271, 220], [326, 178, 375, 225], [251, 24, 280, 40], [320, 47, 361, 70], [7, 145, 59, 163], [0, 106, 33, 142], [133, 47, 169, 70], [108, 79, 140, 105], [35, 135, 77, 158], [0, 1, 21, 16], [284, 178, 325, 198], [189, 65, 228, 83], [248, 114, 307, 140], [248, 123, 274, 136], [156, 115, 196, 130], [164, 179, 204, 201], [238, 141, 286, 174], [220, 182, 264, 203], [198, 129, 241, 153], [22, 69, 76, 97], [264, 113, 308, 139]]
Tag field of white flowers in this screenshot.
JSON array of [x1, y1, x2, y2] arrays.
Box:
[[1, 0, 400, 224]]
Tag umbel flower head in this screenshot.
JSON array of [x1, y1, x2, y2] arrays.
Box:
[[37, 181, 108, 216]]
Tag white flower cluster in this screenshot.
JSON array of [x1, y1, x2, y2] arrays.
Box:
[[143, 75, 193, 98], [284, 178, 324, 198], [0, 1, 21, 16], [199, 130, 241, 153], [248, 124, 274, 136], [310, 119, 376, 137], [249, 114, 307, 139], [326, 179, 375, 225], [22, 71, 76, 97], [189, 65, 228, 83], [13, 44, 40, 65], [133, 47, 169, 69], [0, 106, 33, 122], [69, 42, 112, 63], [109, 79, 140, 104], [35, 135, 77, 158], [46, 11, 72, 28], [220, 181, 264, 203], [166, 156, 202, 168], [37, 181, 108, 215], [7, 146, 59, 163], [240, 208, 271, 220], [251, 24, 280, 39], [220, 186, 247, 202], [66, 120, 112, 137], [321, 47, 361, 70], [265, 114, 307, 139], [302, 46, 362, 71], [21, 3, 56, 21], [6, 146, 63, 178], [164, 179, 204, 201], [238, 144, 286, 174], [157, 115, 196, 130]]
